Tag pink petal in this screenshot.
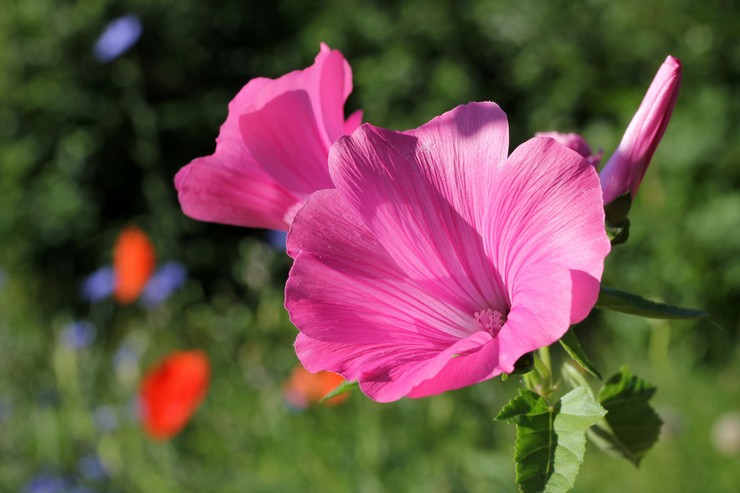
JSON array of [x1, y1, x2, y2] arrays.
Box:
[[406, 334, 501, 398], [240, 91, 335, 198], [496, 262, 574, 371], [483, 137, 610, 324], [600, 56, 682, 204], [344, 110, 363, 136], [215, 77, 272, 159], [175, 155, 298, 230], [328, 102, 510, 313], [245, 45, 353, 147], [287, 190, 471, 345], [296, 331, 496, 402]]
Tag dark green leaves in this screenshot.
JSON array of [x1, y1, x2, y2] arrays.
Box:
[[588, 368, 662, 466], [496, 388, 606, 492], [595, 286, 709, 319]]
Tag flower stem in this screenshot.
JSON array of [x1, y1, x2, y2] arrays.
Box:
[[523, 346, 554, 400]]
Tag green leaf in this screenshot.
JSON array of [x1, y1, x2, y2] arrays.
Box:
[[320, 380, 358, 403], [496, 387, 606, 492], [595, 286, 710, 319], [588, 368, 662, 466], [560, 363, 591, 395], [559, 329, 602, 380]]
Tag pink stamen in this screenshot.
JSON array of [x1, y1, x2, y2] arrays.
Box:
[[474, 309, 505, 337]]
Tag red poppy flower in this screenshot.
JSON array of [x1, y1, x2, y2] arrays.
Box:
[[113, 226, 156, 304], [283, 364, 349, 409], [139, 350, 210, 440]]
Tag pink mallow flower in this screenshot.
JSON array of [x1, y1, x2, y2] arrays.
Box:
[[175, 43, 362, 231], [599, 56, 681, 204], [285, 102, 611, 402]]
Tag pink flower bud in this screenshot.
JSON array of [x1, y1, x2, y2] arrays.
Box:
[[599, 56, 682, 204]]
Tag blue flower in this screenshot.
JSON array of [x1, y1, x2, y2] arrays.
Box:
[[139, 261, 187, 308], [79, 266, 114, 302], [23, 474, 72, 493], [93, 14, 142, 63]]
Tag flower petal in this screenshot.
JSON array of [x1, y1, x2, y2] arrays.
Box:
[[483, 137, 610, 323], [344, 109, 363, 136], [296, 331, 495, 402], [287, 190, 471, 345], [328, 102, 510, 312], [240, 90, 335, 198], [496, 262, 573, 371], [175, 155, 298, 230]]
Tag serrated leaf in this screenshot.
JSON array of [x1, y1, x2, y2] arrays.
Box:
[[559, 329, 602, 380], [595, 286, 709, 319], [496, 388, 606, 492], [320, 380, 358, 403], [588, 367, 662, 466]]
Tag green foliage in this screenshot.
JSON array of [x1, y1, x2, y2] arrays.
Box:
[[559, 330, 602, 380], [588, 368, 663, 466], [497, 388, 606, 493], [596, 286, 710, 319], [321, 380, 359, 402]]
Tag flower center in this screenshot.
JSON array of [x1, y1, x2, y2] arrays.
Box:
[[474, 308, 505, 337]]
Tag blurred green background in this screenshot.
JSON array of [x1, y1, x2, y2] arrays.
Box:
[[1, 0, 739, 491]]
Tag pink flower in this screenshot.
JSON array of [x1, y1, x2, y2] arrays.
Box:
[[175, 43, 362, 231], [599, 56, 681, 204], [285, 102, 611, 402]]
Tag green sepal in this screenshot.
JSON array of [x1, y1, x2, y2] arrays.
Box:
[[559, 329, 602, 380], [604, 192, 632, 225], [606, 218, 630, 245], [604, 192, 632, 245], [512, 352, 535, 374], [320, 380, 359, 403], [496, 387, 606, 492], [588, 367, 662, 466], [595, 286, 710, 319]]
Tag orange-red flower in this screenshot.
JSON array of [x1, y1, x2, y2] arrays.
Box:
[[113, 226, 156, 304], [139, 350, 210, 440], [283, 364, 349, 409]]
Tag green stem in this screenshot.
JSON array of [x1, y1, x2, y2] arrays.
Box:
[[523, 346, 555, 400]]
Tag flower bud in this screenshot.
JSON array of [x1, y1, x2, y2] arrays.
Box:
[[600, 56, 682, 205]]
